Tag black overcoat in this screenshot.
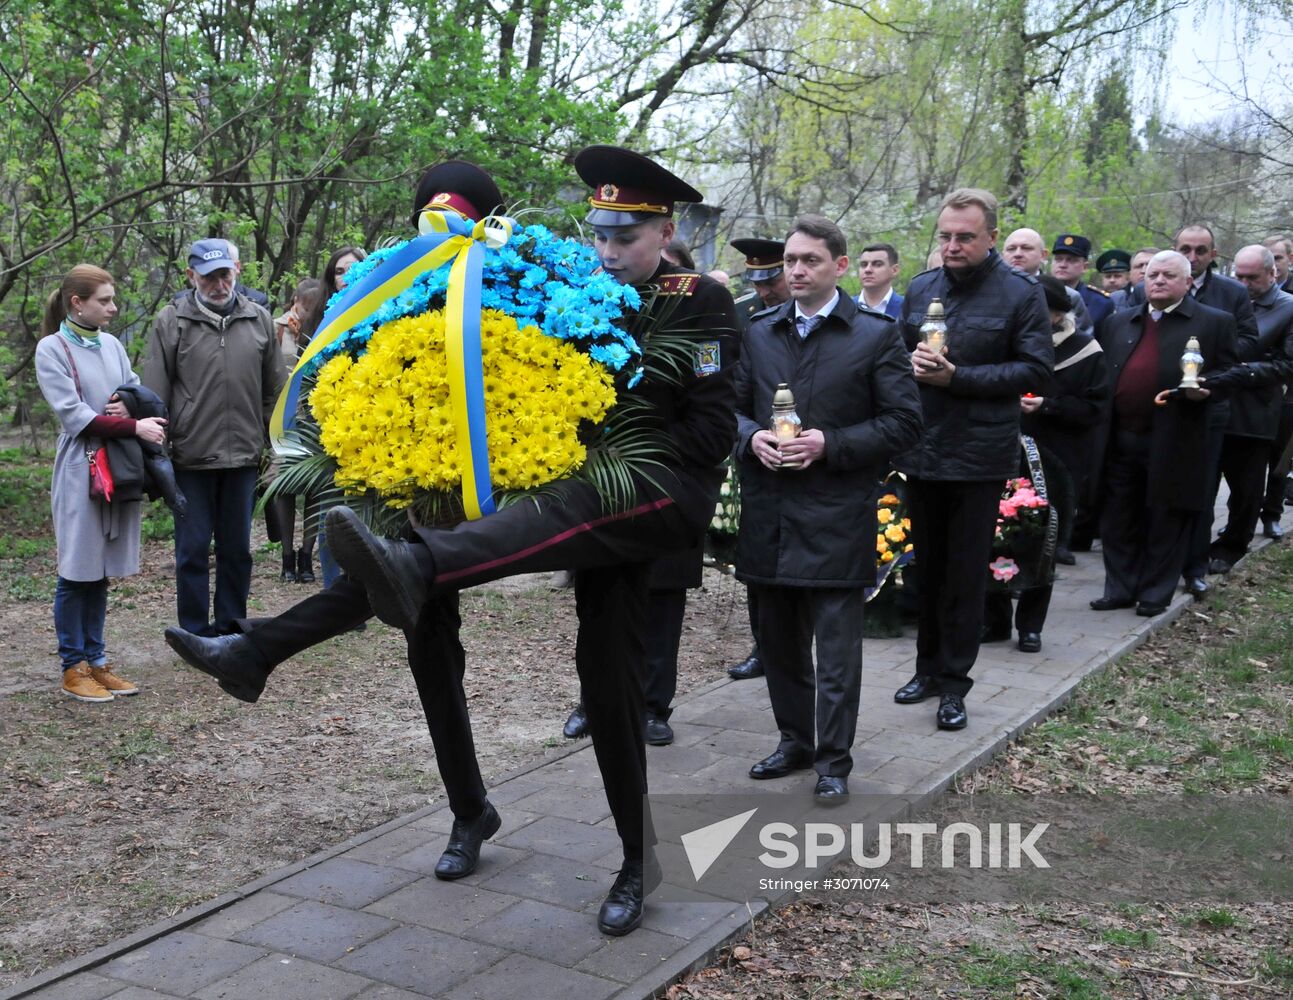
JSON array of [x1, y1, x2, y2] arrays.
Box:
[[733, 293, 922, 588]]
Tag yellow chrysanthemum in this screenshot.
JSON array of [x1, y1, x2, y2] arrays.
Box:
[[310, 308, 616, 503]]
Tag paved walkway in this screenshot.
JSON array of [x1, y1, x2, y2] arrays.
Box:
[[6, 501, 1284, 1000]]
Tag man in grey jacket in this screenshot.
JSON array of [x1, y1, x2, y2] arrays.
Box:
[[144, 239, 283, 636]]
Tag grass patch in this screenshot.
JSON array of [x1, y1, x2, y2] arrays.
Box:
[[1192, 907, 1239, 929], [1099, 927, 1158, 948], [108, 728, 168, 765]]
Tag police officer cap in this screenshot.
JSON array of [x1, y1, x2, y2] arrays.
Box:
[[1095, 248, 1131, 273], [1051, 233, 1092, 259], [730, 238, 785, 282], [575, 145, 703, 227], [411, 161, 504, 226], [1038, 274, 1072, 313], [188, 238, 234, 275]]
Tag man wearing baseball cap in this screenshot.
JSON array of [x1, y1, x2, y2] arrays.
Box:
[[144, 239, 283, 638]]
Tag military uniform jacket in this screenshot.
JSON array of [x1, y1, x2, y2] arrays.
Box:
[[1101, 297, 1242, 510], [733, 294, 922, 588], [894, 251, 1054, 482], [631, 261, 740, 590]]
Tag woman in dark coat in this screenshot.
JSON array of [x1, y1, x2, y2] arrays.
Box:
[[985, 274, 1111, 651]]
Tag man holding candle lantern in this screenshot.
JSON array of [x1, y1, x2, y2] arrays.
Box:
[[1092, 250, 1242, 616], [892, 188, 1054, 732], [732, 214, 921, 801]]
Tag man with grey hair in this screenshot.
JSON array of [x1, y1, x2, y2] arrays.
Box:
[[1210, 245, 1293, 556], [223, 241, 271, 309], [1091, 250, 1241, 616]]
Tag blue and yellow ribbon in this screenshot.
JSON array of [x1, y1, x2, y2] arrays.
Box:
[[272, 209, 513, 520]]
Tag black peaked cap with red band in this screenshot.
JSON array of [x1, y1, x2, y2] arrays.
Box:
[[411, 160, 505, 225], [730, 238, 785, 282], [575, 145, 703, 227]]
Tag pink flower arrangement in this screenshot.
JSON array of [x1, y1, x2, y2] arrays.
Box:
[[999, 477, 1047, 519]]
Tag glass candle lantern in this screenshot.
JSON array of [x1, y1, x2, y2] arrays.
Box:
[[771, 382, 803, 469]]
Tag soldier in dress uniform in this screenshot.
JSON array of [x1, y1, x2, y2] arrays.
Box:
[[324, 146, 739, 936], [1095, 249, 1132, 294], [1050, 234, 1115, 335]]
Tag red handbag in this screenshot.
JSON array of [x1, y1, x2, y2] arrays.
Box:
[[58, 338, 116, 503]]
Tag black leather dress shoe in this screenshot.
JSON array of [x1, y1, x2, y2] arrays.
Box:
[[645, 715, 674, 746], [325, 507, 427, 631], [164, 627, 270, 703], [1017, 631, 1041, 653], [1136, 602, 1168, 617], [1207, 557, 1233, 575], [562, 704, 589, 739], [814, 775, 849, 802], [727, 650, 763, 680], [434, 802, 501, 880], [1184, 577, 1209, 598], [894, 675, 939, 704], [1263, 518, 1284, 540], [597, 861, 645, 936], [1054, 545, 1077, 566], [749, 748, 812, 780], [1089, 597, 1134, 611], [936, 694, 968, 730]]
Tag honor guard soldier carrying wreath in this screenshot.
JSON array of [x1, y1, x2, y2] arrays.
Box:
[[322, 146, 740, 937]]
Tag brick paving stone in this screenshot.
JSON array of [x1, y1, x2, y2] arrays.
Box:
[[335, 925, 505, 995], [664, 721, 723, 748], [637, 899, 747, 939], [23, 974, 124, 999], [463, 898, 605, 965], [91, 989, 186, 1000], [191, 891, 298, 938], [353, 985, 434, 1000], [101, 930, 264, 995], [231, 899, 396, 964], [440, 953, 618, 1000], [508, 785, 613, 824], [497, 815, 624, 862], [364, 876, 520, 933], [479, 851, 619, 911], [675, 703, 774, 733], [692, 726, 774, 760], [643, 744, 729, 778], [193, 953, 373, 1000], [984, 686, 1064, 711], [346, 824, 443, 866], [573, 926, 689, 984], [274, 857, 420, 908]]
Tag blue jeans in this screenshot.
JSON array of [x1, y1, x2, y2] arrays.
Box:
[[55, 576, 108, 671], [173, 466, 258, 635], [318, 534, 342, 589]]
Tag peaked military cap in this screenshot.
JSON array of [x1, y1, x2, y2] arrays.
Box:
[[1052, 233, 1092, 259], [575, 145, 703, 226], [411, 161, 504, 225], [730, 238, 785, 282], [1095, 248, 1132, 273]]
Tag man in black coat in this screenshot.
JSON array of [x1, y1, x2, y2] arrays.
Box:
[[1208, 245, 1293, 563], [1120, 225, 1257, 595], [1092, 251, 1242, 615], [893, 188, 1054, 731], [733, 215, 921, 801]]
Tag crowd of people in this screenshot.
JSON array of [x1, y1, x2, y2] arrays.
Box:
[[32, 147, 1293, 938]]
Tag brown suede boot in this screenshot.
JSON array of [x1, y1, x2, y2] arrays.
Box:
[[62, 663, 114, 702], [91, 664, 139, 697]]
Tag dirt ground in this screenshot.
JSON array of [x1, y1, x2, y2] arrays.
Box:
[[0, 524, 751, 988]]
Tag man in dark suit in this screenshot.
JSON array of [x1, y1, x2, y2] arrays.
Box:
[[1260, 235, 1293, 532], [1210, 244, 1293, 560], [1091, 251, 1241, 616], [856, 242, 905, 318], [734, 215, 921, 801]]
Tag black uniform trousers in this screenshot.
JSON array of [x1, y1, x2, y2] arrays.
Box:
[[1212, 434, 1273, 562], [1100, 430, 1195, 608], [1261, 400, 1293, 522], [907, 478, 1002, 699], [643, 588, 686, 721], [410, 466, 720, 863], [751, 583, 865, 778], [238, 579, 488, 820]]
